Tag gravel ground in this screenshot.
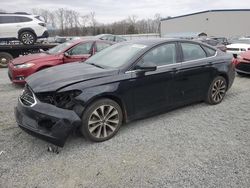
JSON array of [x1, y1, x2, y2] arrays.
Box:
[[0, 68, 250, 188]]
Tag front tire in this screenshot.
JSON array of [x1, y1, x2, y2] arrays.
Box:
[[206, 76, 227, 105], [81, 99, 123, 142], [19, 31, 36, 45]]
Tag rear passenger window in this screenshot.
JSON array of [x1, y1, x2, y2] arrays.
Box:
[[0, 16, 16, 23], [16, 16, 32, 23], [68, 42, 93, 55], [96, 42, 111, 52], [0, 16, 32, 24], [181, 43, 207, 61], [203, 46, 216, 56], [115, 36, 126, 42], [139, 43, 176, 67]]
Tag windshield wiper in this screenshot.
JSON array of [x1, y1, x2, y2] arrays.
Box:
[[87, 62, 104, 69]]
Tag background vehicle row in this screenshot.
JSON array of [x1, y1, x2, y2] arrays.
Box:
[[8, 39, 114, 84]]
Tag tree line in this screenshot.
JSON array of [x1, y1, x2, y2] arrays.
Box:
[[31, 8, 162, 36]]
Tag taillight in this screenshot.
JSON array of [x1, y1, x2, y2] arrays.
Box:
[[38, 23, 46, 27]]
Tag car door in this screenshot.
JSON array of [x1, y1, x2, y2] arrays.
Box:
[[128, 43, 181, 118], [176, 42, 216, 103], [63, 42, 94, 63]]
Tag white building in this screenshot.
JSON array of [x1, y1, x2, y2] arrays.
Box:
[[160, 9, 250, 38]]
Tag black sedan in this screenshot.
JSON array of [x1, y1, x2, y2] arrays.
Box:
[[15, 39, 235, 147]]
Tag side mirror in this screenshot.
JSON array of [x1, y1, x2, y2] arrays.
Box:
[[64, 52, 70, 58], [134, 63, 157, 75]]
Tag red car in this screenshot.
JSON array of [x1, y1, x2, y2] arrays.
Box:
[[8, 39, 114, 84], [233, 50, 250, 75]]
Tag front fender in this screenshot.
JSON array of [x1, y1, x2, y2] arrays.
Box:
[[76, 83, 120, 105]]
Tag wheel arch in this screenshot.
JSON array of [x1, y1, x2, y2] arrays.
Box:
[[18, 28, 37, 38], [83, 94, 128, 123], [217, 73, 229, 90]]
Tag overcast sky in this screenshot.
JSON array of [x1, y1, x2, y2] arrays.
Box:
[[1, 0, 250, 23]]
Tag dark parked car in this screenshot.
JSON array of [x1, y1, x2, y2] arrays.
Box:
[[233, 50, 250, 75], [15, 39, 235, 147], [8, 39, 114, 84]]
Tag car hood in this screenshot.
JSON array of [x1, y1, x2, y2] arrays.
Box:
[[26, 62, 118, 93], [12, 53, 59, 65]]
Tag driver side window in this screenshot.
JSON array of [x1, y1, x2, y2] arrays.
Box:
[[67, 42, 93, 55], [138, 43, 177, 67]]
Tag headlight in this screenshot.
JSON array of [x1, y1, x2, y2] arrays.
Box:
[[54, 90, 82, 109], [14, 63, 35, 69], [36, 90, 82, 109]]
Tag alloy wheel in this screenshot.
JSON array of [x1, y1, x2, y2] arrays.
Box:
[[88, 105, 120, 139], [211, 79, 226, 103], [22, 33, 34, 45]]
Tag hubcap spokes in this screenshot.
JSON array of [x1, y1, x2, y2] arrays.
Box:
[[212, 80, 226, 103], [22, 34, 33, 44], [88, 105, 119, 138]]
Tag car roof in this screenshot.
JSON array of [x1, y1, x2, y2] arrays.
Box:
[[0, 13, 37, 17], [123, 38, 203, 46], [95, 34, 113, 37], [68, 38, 115, 45]]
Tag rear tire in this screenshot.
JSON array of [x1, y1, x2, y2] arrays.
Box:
[[0, 52, 13, 68], [206, 76, 227, 105], [81, 99, 123, 142], [19, 31, 36, 45]]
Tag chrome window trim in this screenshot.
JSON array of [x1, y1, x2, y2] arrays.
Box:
[[125, 51, 217, 74], [180, 50, 218, 65]]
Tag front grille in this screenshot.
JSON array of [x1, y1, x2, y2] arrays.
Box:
[[236, 62, 250, 73], [20, 86, 36, 106]]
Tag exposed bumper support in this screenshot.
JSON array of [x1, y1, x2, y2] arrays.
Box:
[[15, 98, 82, 147]]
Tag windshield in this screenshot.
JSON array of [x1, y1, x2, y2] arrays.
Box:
[[47, 41, 74, 54], [85, 43, 147, 68]]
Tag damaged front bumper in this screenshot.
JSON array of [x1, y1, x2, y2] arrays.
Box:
[[15, 97, 82, 147]]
